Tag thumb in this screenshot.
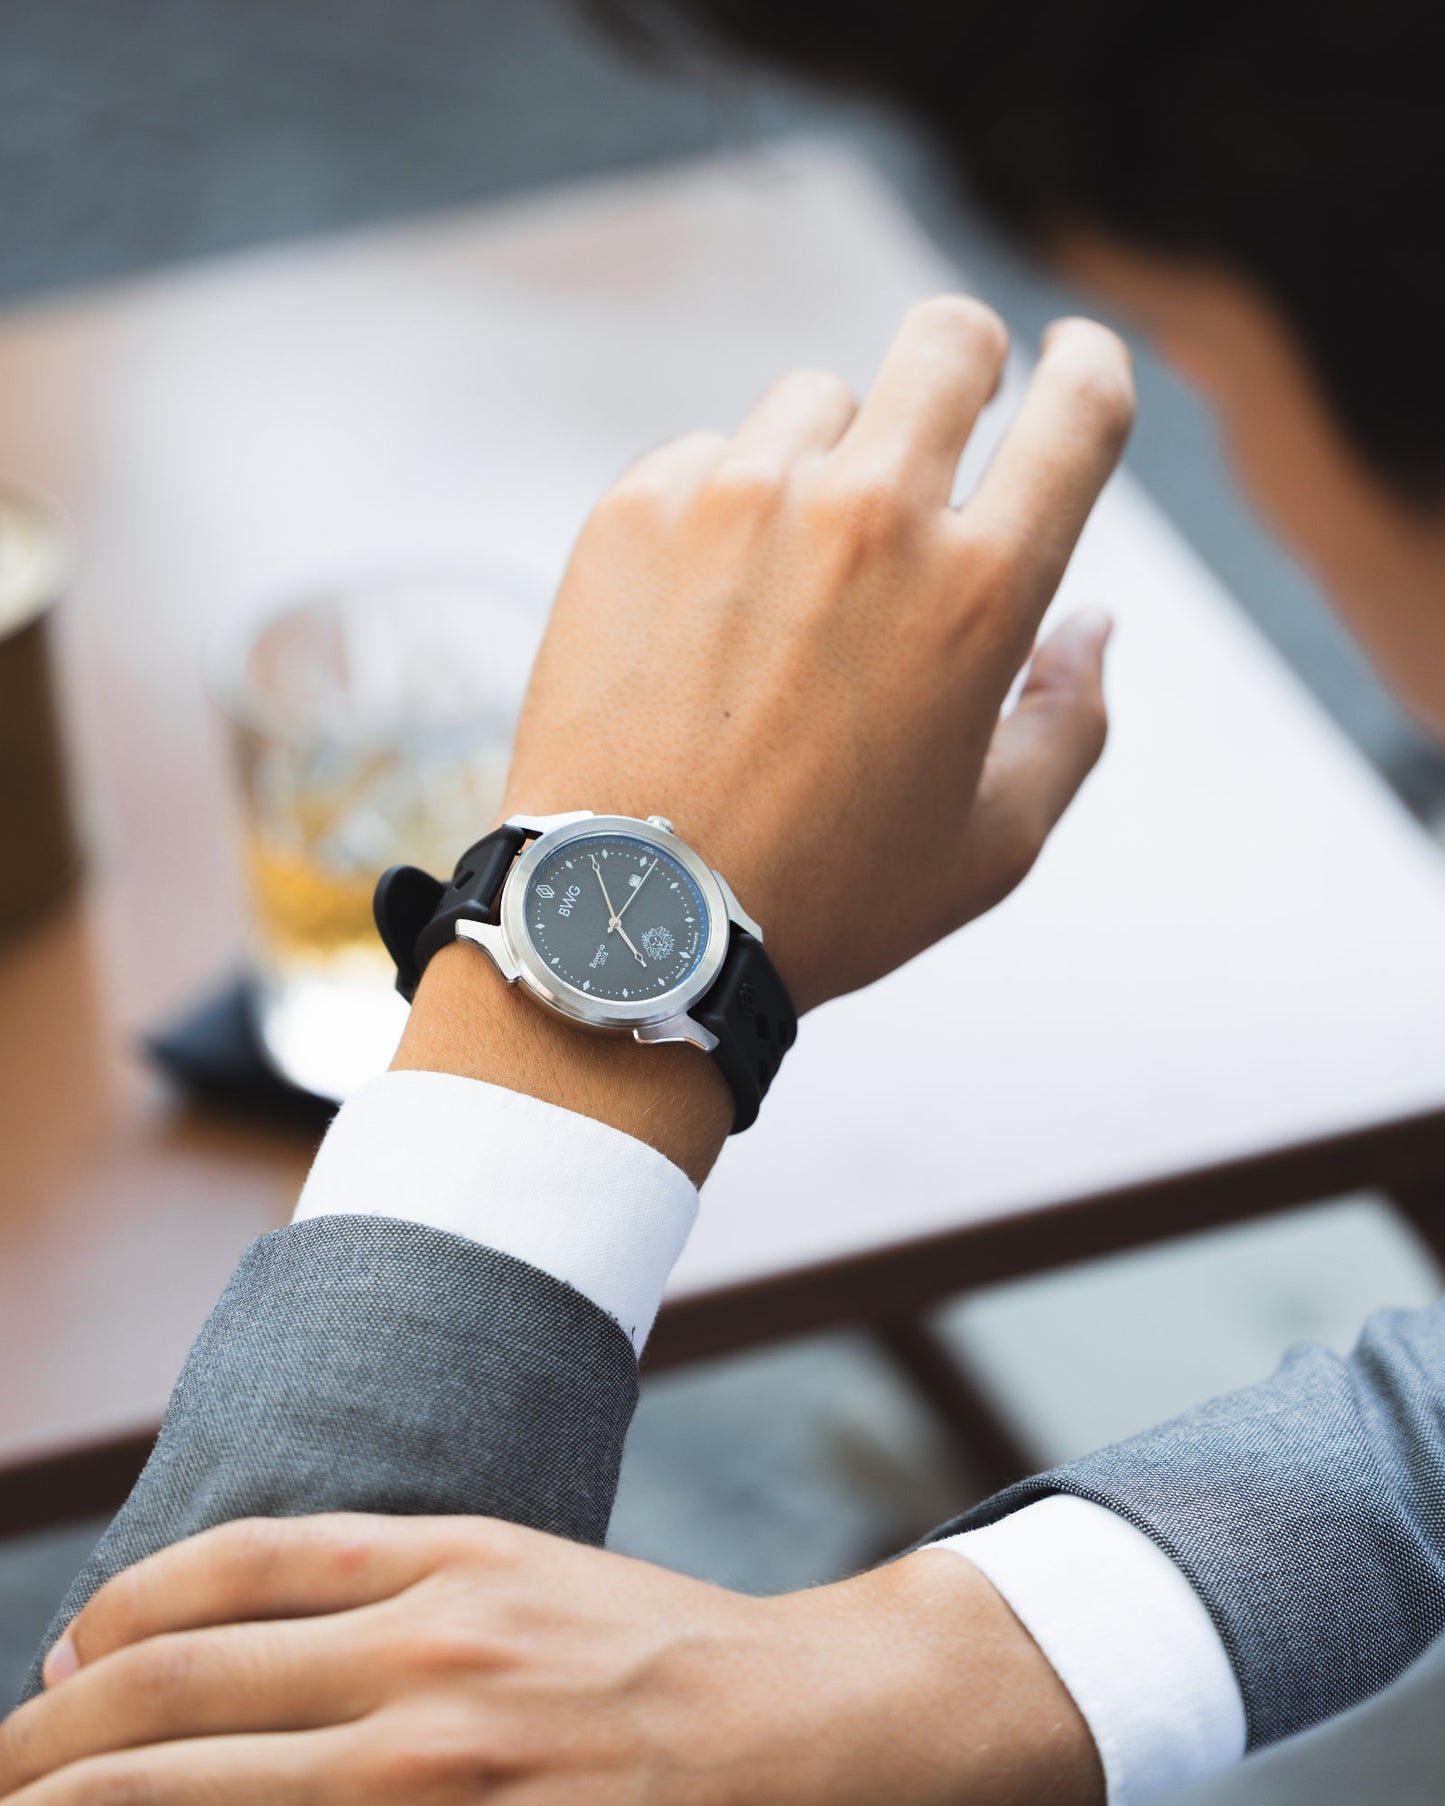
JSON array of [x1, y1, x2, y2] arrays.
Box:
[[1001, 608, 1112, 810], [959, 610, 1113, 908]]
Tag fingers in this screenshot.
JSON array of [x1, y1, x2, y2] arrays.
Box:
[[960, 611, 1113, 905], [960, 318, 1135, 627], [836, 294, 1008, 506], [0, 1727, 356, 1806], [729, 367, 856, 460], [4, 1616, 374, 1793], [50, 1514, 461, 1680]]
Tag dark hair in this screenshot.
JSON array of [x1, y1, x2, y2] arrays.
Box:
[[581, 0, 1445, 504]]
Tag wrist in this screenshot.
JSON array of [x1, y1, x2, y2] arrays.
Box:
[[753, 1554, 1102, 1806], [882, 1551, 1103, 1805], [391, 938, 734, 1186]]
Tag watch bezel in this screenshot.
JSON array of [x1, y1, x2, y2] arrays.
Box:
[[499, 815, 729, 1031]]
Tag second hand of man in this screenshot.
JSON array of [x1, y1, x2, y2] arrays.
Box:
[[590, 852, 652, 968]]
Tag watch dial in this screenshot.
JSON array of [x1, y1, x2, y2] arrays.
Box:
[[524, 832, 709, 1004]]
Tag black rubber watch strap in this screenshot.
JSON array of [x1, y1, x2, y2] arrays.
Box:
[[373, 824, 528, 1003], [374, 823, 797, 1133], [691, 928, 797, 1134]]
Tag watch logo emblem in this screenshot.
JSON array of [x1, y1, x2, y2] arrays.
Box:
[[641, 925, 675, 961], [738, 983, 758, 1013]]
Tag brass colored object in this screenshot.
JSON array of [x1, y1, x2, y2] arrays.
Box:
[[0, 487, 80, 938]]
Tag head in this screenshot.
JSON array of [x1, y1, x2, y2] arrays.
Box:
[[583, 1, 1445, 732]]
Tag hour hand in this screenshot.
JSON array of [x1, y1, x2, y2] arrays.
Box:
[[590, 853, 620, 926], [615, 922, 648, 967]]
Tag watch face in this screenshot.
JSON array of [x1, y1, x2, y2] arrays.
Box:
[[522, 830, 711, 1006]]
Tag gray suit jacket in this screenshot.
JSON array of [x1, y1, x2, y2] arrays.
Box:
[[927, 1303, 1445, 1750], [21, 1215, 638, 1702], [21, 1214, 1445, 1754]]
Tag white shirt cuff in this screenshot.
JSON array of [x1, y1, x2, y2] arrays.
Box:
[[929, 1495, 1247, 1805], [292, 1069, 698, 1355]]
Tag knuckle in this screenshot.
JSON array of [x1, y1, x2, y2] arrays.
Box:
[[773, 365, 855, 409], [1079, 692, 1110, 762], [393, 1613, 511, 1681], [651, 427, 727, 475], [999, 815, 1048, 891], [1073, 363, 1136, 442], [948, 531, 1040, 667], [221, 1513, 279, 1557], [1046, 319, 1136, 438], [805, 467, 912, 546], [73, 1763, 163, 1806], [700, 454, 790, 516], [459, 1515, 529, 1564], [121, 1632, 203, 1697], [371, 1715, 507, 1796], [597, 470, 672, 526], [76, 1571, 140, 1659], [214, 1515, 286, 1581], [906, 293, 1009, 360], [599, 431, 724, 524], [965, 809, 1050, 916], [669, 427, 728, 457], [955, 524, 1028, 611], [321, 1517, 383, 1580]]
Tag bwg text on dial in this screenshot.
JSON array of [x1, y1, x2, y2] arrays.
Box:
[[373, 812, 796, 1133]]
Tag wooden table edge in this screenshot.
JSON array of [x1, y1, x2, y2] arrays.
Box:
[[644, 1102, 1445, 1368]]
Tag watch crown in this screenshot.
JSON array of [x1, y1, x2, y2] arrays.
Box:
[[645, 815, 675, 834]]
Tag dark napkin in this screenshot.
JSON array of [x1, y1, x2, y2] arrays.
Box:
[[145, 976, 338, 1130]]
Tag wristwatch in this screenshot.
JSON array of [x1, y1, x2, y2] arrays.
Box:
[[373, 811, 796, 1132]]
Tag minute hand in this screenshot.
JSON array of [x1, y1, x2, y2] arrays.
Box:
[[615, 858, 658, 923], [589, 853, 621, 924]]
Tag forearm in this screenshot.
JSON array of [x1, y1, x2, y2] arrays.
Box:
[[19, 1216, 639, 1703]]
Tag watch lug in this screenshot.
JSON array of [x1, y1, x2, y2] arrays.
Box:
[[504, 809, 595, 837], [713, 870, 763, 943], [455, 918, 521, 982], [634, 1012, 720, 1055]]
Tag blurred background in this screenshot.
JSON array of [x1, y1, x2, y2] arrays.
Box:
[[2, 3, 1443, 1798]]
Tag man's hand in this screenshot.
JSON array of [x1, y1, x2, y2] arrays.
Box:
[[397, 298, 1131, 1180], [503, 298, 1127, 1016], [1, 1515, 1102, 1804]]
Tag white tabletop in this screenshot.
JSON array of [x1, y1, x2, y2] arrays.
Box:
[[49, 142, 1445, 1303]]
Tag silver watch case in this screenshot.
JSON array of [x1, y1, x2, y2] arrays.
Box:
[[454, 811, 761, 1056]]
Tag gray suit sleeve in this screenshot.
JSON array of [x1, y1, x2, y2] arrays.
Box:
[[925, 1301, 1445, 1751], [20, 1213, 639, 1703]]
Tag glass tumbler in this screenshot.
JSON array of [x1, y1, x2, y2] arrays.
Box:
[[214, 576, 541, 1101]]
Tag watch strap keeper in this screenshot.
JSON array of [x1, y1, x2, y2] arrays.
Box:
[[374, 823, 528, 1003]]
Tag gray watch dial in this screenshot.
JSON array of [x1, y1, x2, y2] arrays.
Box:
[[523, 831, 709, 1003]]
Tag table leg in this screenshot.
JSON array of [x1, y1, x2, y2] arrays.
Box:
[[872, 1314, 1039, 1496]]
